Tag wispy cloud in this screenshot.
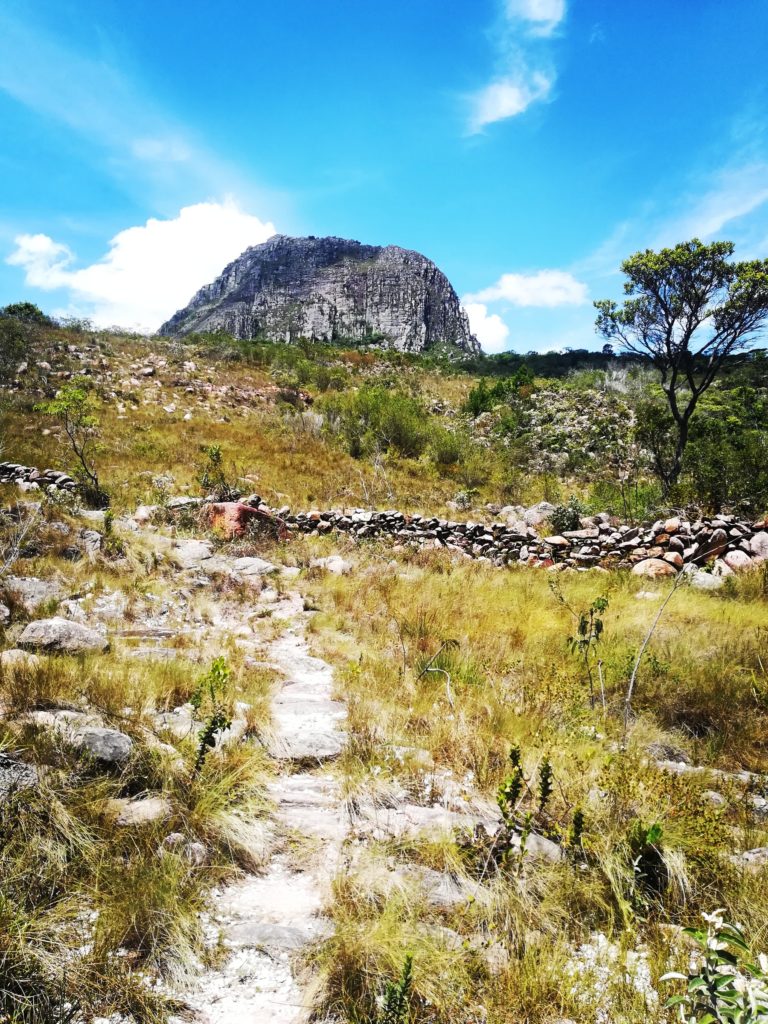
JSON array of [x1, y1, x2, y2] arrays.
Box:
[[0, 10, 285, 214], [466, 0, 566, 133], [468, 70, 554, 134], [655, 162, 768, 247], [7, 201, 276, 332]]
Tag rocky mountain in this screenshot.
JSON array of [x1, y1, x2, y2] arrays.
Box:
[[159, 234, 480, 354]]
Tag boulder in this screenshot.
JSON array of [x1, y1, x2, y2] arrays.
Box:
[[111, 795, 172, 826], [723, 549, 753, 572], [19, 617, 109, 654], [731, 847, 768, 871], [749, 531, 768, 561], [170, 539, 214, 569], [204, 501, 266, 539], [524, 502, 556, 527], [0, 648, 41, 673], [75, 727, 132, 765], [230, 556, 279, 578], [3, 576, 62, 614], [133, 504, 159, 524], [79, 529, 102, 555], [688, 571, 724, 591], [694, 527, 729, 563], [631, 558, 677, 578], [309, 555, 352, 575]]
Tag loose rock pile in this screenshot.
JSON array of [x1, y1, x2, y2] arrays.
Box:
[[0, 461, 77, 493], [266, 504, 768, 578]]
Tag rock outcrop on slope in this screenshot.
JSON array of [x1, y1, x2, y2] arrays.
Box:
[[159, 234, 480, 354]]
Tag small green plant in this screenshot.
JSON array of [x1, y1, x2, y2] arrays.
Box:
[[627, 819, 666, 908], [376, 953, 413, 1024], [497, 745, 526, 829], [496, 748, 556, 872], [197, 444, 240, 501], [35, 377, 108, 508], [662, 910, 768, 1024], [190, 657, 233, 772], [551, 581, 609, 710], [101, 509, 125, 558]]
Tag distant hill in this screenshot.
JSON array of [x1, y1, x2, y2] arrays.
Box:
[[159, 234, 480, 355]]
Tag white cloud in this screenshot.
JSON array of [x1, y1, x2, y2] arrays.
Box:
[[463, 302, 511, 353], [468, 70, 553, 133], [7, 200, 276, 332], [505, 0, 566, 35], [465, 269, 589, 307]]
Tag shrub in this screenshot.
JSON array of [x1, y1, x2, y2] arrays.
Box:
[[549, 496, 587, 533], [34, 377, 109, 508], [322, 387, 429, 459], [196, 444, 240, 501], [428, 427, 463, 469]]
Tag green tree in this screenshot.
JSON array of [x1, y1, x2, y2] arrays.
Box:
[[0, 301, 53, 326], [35, 377, 108, 507], [595, 239, 768, 492]]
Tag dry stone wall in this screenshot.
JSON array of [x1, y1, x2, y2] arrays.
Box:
[[4, 461, 766, 580]]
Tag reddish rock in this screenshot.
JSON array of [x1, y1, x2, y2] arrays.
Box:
[[663, 551, 684, 569], [664, 516, 681, 534], [205, 502, 264, 539]]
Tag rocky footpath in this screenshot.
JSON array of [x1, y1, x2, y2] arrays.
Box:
[[159, 234, 480, 355]]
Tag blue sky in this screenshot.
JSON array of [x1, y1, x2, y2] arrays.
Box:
[[2, 0, 768, 352]]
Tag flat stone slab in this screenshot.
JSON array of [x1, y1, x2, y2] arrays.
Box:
[[266, 724, 345, 763], [225, 919, 332, 955], [265, 631, 346, 764], [170, 539, 214, 569], [230, 556, 279, 577], [352, 800, 501, 840]]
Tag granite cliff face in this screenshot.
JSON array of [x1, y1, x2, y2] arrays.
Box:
[[159, 234, 479, 354]]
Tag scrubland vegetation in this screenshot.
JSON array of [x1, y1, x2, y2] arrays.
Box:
[[1, 263, 768, 1024]]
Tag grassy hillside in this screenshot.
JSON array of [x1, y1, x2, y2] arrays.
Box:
[[1, 320, 768, 1024]]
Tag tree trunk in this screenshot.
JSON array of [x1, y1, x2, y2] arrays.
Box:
[[663, 414, 691, 495]]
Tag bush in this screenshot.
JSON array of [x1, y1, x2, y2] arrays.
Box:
[[549, 496, 587, 533], [322, 386, 429, 459], [428, 428, 463, 469], [463, 367, 535, 417]]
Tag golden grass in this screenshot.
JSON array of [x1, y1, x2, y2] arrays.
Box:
[[299, 543, 768, 1023]]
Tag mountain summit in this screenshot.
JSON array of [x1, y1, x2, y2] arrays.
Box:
[[159, 234, 479, 354]]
